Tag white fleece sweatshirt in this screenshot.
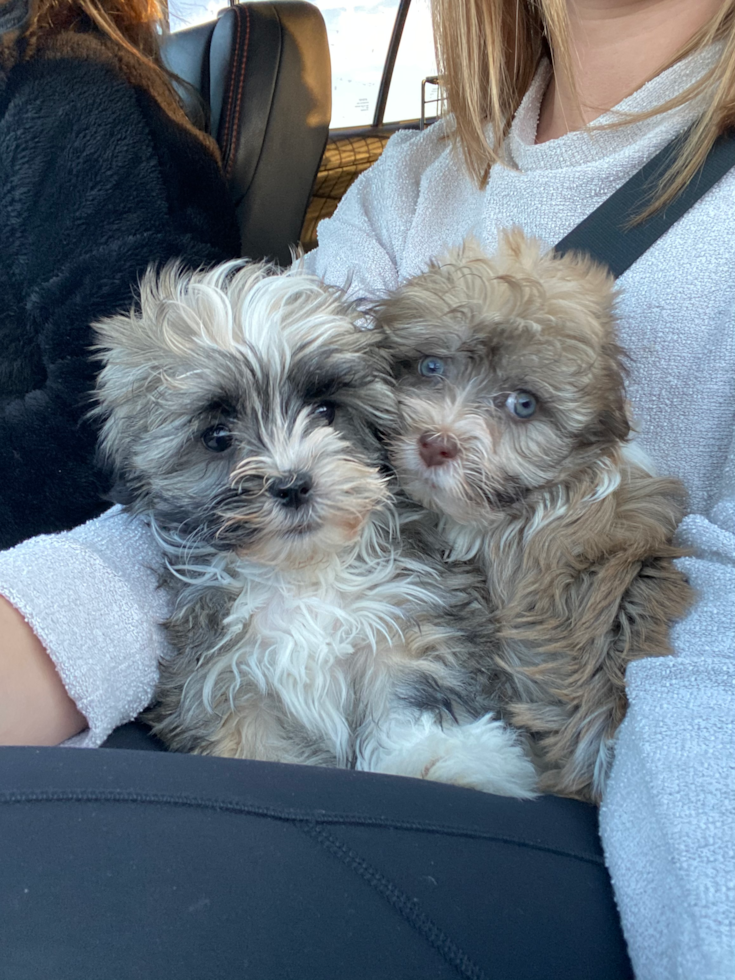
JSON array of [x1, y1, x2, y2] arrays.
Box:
[[0, 50, 732, 980]]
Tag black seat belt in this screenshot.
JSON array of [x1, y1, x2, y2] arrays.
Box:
[[554, 129, 735, 276]]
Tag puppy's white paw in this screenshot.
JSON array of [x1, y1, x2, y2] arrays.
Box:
[[372, 714, 537, 799]]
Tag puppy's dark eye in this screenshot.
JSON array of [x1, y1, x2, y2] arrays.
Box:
[[418, 356, 445, 378], [505, 391, 538, 419], [201, 423, 233, 452], [311, 401, 336, 425]]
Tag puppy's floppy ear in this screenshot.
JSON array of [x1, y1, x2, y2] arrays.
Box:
[[92, 263, 196, 387], [368, 285, 442, 363], [579, 404, 631, 447], [576, 341, 632, 448], [344, 323, 400, 438], [90, 263, 190, 478]]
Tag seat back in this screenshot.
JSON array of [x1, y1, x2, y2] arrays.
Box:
[[162, 2, 331, 265]]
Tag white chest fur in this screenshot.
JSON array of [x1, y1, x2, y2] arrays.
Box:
[[203, 540, 421, 763]]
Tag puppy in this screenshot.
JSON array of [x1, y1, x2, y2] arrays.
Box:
[[375, 231, 694, 802], [93, 260, 535, 797]]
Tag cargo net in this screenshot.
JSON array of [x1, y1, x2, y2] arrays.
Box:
[[300, 133, 391, 252]]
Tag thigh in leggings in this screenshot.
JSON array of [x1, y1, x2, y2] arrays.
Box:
[[0, 737, 632, 980]]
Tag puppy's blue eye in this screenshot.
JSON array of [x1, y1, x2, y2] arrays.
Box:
[[419, 357, 445, 378], [505, 391, 538, 419], [312, 401, 336, 425], [202, 423, 233, 452]]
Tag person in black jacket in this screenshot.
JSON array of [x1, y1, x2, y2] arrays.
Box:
[[0, 0, 241, 548]]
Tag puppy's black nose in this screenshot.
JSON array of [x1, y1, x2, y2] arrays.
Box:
[[268, 473, 313, 509]]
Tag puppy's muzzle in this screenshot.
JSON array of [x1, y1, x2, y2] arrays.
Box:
[[267, 472, 313, 510], [418, 433, 459, 468]]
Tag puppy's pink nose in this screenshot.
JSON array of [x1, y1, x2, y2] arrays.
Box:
[[418, 433, 458, 468]]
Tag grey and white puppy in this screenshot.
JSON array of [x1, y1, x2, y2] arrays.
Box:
[[93, 260, 535, 796]]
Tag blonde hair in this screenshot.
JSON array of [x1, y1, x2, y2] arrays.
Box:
[[432, 0, 735, 218]]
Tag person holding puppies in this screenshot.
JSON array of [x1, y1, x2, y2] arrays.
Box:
[[0, 1, 732, 978]]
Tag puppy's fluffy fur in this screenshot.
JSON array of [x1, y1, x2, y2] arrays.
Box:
[[93, 260, 535, 797], [376, 231, 693, 802]]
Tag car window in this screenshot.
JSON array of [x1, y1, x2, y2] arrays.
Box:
[[168, 0, 222, 31], [167, 0, 436, 128], [383, 0, 435, 123], [313, 1, 400, 128]]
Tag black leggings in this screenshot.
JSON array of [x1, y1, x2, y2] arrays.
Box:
[[0, 724, 632, 980]]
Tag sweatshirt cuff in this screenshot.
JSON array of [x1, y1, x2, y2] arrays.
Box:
[[0, 515, 168, 747]]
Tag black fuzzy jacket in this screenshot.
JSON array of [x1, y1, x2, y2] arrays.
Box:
[[0, 47, 241, 548]]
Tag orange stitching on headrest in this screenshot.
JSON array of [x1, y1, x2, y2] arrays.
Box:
[[219, 5, 241, 168], [222, 4, 251, 181]]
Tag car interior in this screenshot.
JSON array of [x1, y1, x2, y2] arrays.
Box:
[[161, 0, 438, 263]]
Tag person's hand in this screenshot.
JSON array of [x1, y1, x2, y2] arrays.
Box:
[[0, 595, 86, 744]]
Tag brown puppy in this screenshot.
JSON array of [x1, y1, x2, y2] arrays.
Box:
[[376, 231, 694, 802]]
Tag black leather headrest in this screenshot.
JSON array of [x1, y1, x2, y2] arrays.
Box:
[[160, 17, 215, 132], [162, 2, 331, 265]]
